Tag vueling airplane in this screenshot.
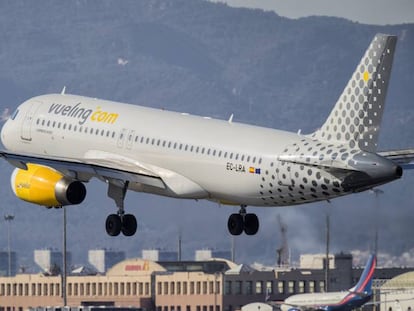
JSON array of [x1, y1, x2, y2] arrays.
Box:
[[280, 254, 376, 311], [0, 34, 412, 237]]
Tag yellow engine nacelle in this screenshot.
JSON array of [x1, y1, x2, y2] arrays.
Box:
[[11, 163, 86, 207]]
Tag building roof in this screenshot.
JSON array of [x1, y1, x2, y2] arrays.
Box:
[[382, 271, 414, 288]]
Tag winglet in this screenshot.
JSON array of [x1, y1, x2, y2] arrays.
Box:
[[61, 86, 66, 95], [228, 114, 234, 124]]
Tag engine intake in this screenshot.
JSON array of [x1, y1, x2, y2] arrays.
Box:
[[11, 163, 86, 207]]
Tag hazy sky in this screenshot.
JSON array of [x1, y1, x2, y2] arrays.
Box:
[[210, 0, 414, 25]]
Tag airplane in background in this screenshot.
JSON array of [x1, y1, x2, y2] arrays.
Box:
[[280, 254, 377, 311], [0, 34, 413, 237]]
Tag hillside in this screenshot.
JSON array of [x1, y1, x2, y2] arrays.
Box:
[[0, 0, 413, 268]]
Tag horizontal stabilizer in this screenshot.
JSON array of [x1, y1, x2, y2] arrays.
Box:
[[378, 148, 414, 169]]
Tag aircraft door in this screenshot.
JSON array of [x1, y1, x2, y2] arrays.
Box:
[[126, 130, 135, 150], [117, 128, 127, 148], [21, 101, 41, 141]]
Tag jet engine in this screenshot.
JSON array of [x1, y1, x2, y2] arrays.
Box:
[[11, 163, 86, 207]]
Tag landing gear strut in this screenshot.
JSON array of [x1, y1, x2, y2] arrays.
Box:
[[105, 181, 137, 237], [227, 205, 259, 236]]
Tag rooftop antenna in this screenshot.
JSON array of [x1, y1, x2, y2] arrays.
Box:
[[276, 214, 289, 267]]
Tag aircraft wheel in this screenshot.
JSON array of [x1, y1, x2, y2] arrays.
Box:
[[121, 214, 137, 236], [106, 214, 122, 236], [244, 213, 259, 235], [228, 213, 244, 236]]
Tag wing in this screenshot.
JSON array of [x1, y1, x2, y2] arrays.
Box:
[[378, 148, 414, 169], [0, 150, 165, 189], [0, 149, 208, 198]]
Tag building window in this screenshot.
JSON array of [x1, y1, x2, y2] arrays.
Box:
[[278, 281, 284, 294], [234, 281, 242, 295], [319, 281, 325, 292], [319, 281, 325, 293], [197, 281, 201, 294], [157, 282, 162, 295], [145, 282, 149, 295], [288, 281, 295, 293], [183, 282, 187, 295], [266, 281, 273, 294], [203, 281, 207, 294], [164, 282, 169, 295], [225, 281, 232, 295], [245, 281, 252, 295], [171, 282, 175, 295], [216, 281, 220, 295], [308, 281, 315, 293], [190, 282, 195, 294], [298, 281, 305, 293], [255, 281, 263, 294], [177, 282, 181, 295], [209, 281, 214, 294]]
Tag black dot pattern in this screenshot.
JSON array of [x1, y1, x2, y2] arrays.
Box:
[[258, 137, 364, 206], [311, 34, 397, 153]]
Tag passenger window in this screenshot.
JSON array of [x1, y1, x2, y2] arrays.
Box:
[[230, 153, 233, 159]]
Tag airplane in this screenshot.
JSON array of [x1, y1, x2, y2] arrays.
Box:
[[280, 254, 377, 311], [0, 33, 413, 237]]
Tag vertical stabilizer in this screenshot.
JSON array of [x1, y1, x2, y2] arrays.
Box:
[[350, 254, 376, 295], [311, 34, 397, 152]]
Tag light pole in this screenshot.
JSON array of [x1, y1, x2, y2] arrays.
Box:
[[370, 188, 384, 255], [4, 214, 14, 276]]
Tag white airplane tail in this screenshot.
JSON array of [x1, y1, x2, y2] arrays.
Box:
[[311, 34, 397, 152]]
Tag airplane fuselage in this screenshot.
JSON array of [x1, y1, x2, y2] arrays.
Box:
[[0, 94, 401, 207], [282, 291, 371, 311]]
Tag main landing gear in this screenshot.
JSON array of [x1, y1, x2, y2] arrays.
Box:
[[105, 181, 137, 237], [227, 205, 259, 236]]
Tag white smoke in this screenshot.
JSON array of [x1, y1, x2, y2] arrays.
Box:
[[0, 108, 10, 122], [117, 58, 129, 66]]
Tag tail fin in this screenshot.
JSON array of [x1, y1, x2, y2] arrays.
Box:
[[311, 34, 397, 152], [350, 254, 376, 295]]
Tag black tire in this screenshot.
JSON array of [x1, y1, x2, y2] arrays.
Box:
[[227, 213, 244, 236], [105, 214, 122, 236], [121, 214, 137, 236], [244, 213, 259, 235]]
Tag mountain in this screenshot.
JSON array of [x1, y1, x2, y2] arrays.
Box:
[[0, 0, 413, 268]]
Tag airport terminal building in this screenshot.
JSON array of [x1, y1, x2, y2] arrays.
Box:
[[0, 254, 411, 311]]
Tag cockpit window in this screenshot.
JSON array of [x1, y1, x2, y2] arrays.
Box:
[[10, 109, 19, 120]]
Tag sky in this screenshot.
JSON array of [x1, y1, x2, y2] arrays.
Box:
[[210, 0, 414, 25]]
